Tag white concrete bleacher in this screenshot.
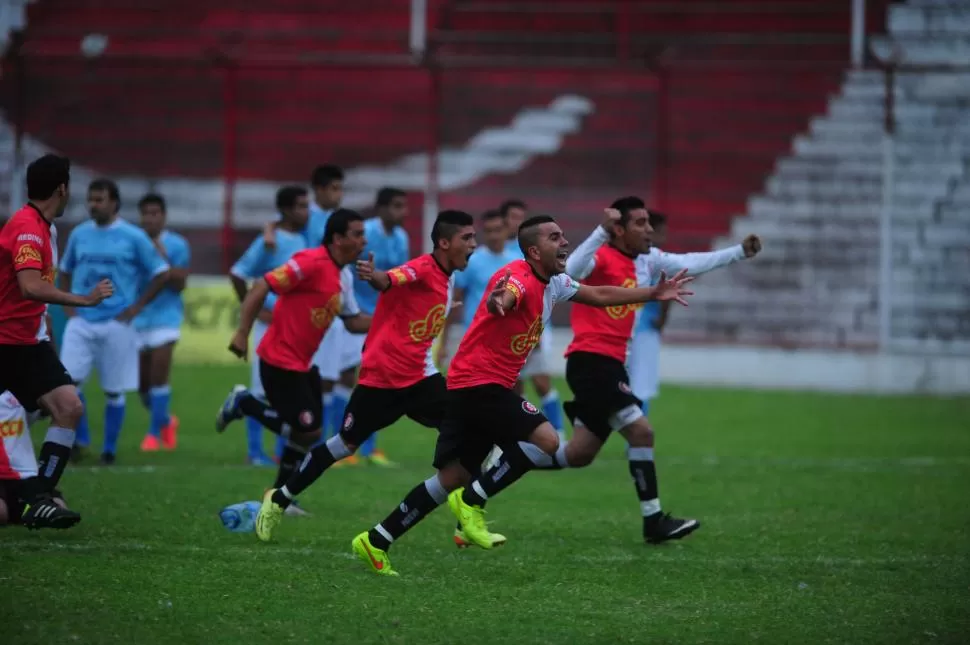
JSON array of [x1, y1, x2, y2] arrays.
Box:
[[673, 0, 970, 354]]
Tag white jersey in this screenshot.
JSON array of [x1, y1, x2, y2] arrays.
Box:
[[0, 391, 38, 480]]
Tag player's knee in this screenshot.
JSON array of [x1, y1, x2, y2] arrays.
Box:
[[294, 429, 321, 447], [531, 375, 551, 396], [624, 419, 654, 448], [529, 424, 560, 456], [51, 390, 85, 428], [567, 445, 596, 468], [436, 464, 468, 491]]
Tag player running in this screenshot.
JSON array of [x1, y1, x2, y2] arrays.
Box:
[[350, 214, 694, 576], [135, 193, 190, 452], [253, 210, 477, 542], [215, 210, 371, 505], [456, 198, 762, 546], [0, 154, 113, 528], [60, 178, 171, 465]]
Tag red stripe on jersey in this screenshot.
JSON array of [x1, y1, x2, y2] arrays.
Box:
[[358, 254, 451, 389], [565, 245, 642, 363], [0, 205, 55, 345]]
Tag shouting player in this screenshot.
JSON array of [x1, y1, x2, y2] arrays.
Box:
[[135, 193, 191, 452], [464, 199, 762, 545], [60, 178, 171, 465], [216, 210, 371, 504], [350, 215, 694, 576], [253, 210, 477, 541], [0, 154, 113, 528]]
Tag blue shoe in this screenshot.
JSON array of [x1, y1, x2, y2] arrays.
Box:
[[246, 453, 275, 467], [216, 385, 248, 433]]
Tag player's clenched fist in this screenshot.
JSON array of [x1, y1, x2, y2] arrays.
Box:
[[84, 279, 113, 306]]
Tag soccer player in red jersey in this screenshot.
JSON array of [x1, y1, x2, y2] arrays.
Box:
[[350, 215, 694, 576], [215, 209, 372, 504], [484, 197, 759, 544], [252, 210, 479, 542], [0, 154, 113, 529]]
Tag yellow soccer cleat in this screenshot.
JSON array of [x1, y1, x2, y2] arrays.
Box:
[[454, 527, 507, 549], [447, 488, 493, 549], [255, 488, 284, 542], [352, 532, 399, 576], [332, 454, 361, 469], [365, 450, 398, 468]]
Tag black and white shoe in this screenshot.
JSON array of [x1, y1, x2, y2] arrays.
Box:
[[21, 496, 82, 530], [643, 512, 700, 544]]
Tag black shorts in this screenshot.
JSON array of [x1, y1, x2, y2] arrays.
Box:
[[433, 384, 549, 473], [340, 374, 446, 445], [0, 342, 73, 413], [564, 351, 642, 441], [0, 480, 64, 525], [259, 360, 323, 434]]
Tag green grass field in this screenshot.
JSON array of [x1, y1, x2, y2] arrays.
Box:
[[3, 364, 969, 645]]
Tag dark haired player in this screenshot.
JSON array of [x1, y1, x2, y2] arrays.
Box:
[[349, 215, 694, 576], [215, 209, 371, 505], [254, 210, 480, 542], [0, 153, 113, 528]]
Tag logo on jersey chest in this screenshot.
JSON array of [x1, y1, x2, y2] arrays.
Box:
[[605, 278, 643, 320], [310, 293, 341, 329], [0, 418, 25, 438], [510, 315, 544, 356], [14, 244, 42, 267], [409, 303, 447, 342]]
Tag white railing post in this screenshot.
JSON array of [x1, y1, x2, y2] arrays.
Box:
[[851, 0, 867, 68], [410, 0, 427, 58]]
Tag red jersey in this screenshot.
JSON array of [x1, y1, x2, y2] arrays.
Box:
[[448, 259, 579, 390], [0, 204, 57, 345], [358, 254, 454, 389], [565, 243, 641, 363], [0, 391, 34, 480], [257, 246, 359, 372]]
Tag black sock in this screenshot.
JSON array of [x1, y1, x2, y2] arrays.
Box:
[[628, 447, 661, 519], [36, 427, 75, 492], [273, 443, 307, 489], [239, 394, 287, 436], [272, 442, 340, 507], [369, 476, 447, 551], [461, 443, 533, 507]]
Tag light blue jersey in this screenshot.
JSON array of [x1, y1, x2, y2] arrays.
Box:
[[353, 218, 409, 315], [60, 219, 169, 323], [305, 202, 332, 247], [230, 228, 308, 311], [504, 238, 524, 259], [454, 246, 521, 327], [636, 276, 662, 333], [135, 230, 191, 331]]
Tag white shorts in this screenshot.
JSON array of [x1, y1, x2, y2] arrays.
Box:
[[520, 329, 552, 378], [61, 317, 140, 393], [313, 319, 362, 381], [627, 329, 661, 402], [249, 320, 269, 397], [138, 327, 181, 351]]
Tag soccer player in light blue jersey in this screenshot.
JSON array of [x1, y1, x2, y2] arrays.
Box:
[[627, 212, 671, 416], [134, 194, 191, 453], [498, 199, 566, 435], [59, 179, 170, 465], [338, 187, 410, 467], [231, 186, 311, 468]]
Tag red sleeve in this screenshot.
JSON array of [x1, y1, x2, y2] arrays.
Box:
[[264, 250, 319, 294], [503, 270, 528, 308], [10, 219, 46, 273], [385, 258, 427, 288]]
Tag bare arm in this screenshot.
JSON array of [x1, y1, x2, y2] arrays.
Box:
[[342, 313, 372, 334], [572, 270, 694, 308], [18, 270, 108, 308], [230, 274, 249, 302], [167, 267, 189, 292], [565, 209, 620, 280], [437, 286, 464, 361], [119, 269, 171, 322], [237, 278, 270, 340]]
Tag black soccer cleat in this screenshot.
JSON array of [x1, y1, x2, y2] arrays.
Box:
[[643, 512, 700, 544], [100, 452, 116, 466], [21, 496, 82, 530]]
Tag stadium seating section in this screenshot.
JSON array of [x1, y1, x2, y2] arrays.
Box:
[[0, 0, 966, 349]]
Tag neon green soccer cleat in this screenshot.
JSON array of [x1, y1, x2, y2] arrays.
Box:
[[352, 532, 399, 576], [255, 488, 284, 542], [447, 488, 493, 549], [454, 526, 507, 549]]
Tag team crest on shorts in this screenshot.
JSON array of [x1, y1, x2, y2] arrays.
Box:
[[299, 410, 314, 427], [618, 381, 633, 395], [521, 400, 539, 415], [343, 413, 354, 430]]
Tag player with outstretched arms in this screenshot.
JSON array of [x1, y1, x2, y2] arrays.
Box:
[[253, 210, 479, 542], [215, 210, 372, 507], [0, 154, 113, 528], [349, 214, 694, 576], [471, 197, 762, 545]]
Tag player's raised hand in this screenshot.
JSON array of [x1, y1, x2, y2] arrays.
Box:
[[653, 269, 694, 307], [228, 330, 249, 361], [83, 279, 114, 306], [742, 234, 762, 258], [356, 252, 376, 281], [601, 208, 622, 235], [487, 269, 512, 316]]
